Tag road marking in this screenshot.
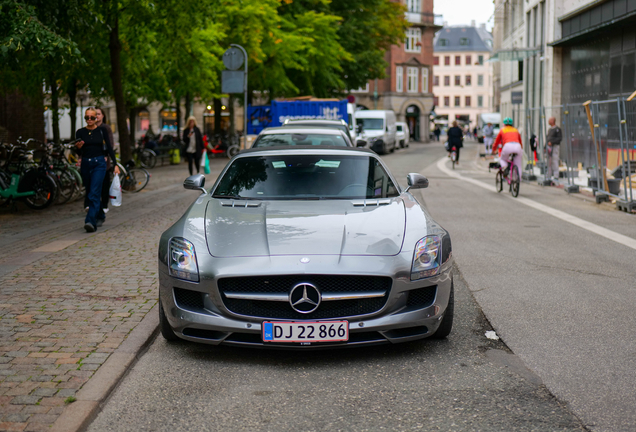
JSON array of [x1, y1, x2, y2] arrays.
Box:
[[436, 157, 636, 251]]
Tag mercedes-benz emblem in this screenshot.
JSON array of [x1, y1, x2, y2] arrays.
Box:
[[289, 283, 321, 314], [300, 257, 310, 264]]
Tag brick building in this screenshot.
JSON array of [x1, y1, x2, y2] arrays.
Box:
[[352, 0, 442, 141]]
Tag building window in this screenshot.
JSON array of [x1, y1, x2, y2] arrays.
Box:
[[478, 55, 484, 65], [434, 75, 440, 86], [444, 96, 450, 107], [433, 96, 439, 106], [421, 67, 429, 93], [466, 55, 472, 65], [444, 76, 450, 86], [465, 75, 472, 86], [407, 0, 420, 13], [439, 39, 449, 46], [455, 56, 461, 66], [465, 96, 471, 107], [407, 67, 419, 93], [477, 74, 484, 86], [405, 28, 422, 53], [477, 95, 483, 107], [454, 75, 461, 86], [351, 83, 369, 93], [444, 56, 450, 66], [396, 66, 403, 93], [434, 56, 439, 65], [454, 96, 460, 107], [459, 37, 470, 46]]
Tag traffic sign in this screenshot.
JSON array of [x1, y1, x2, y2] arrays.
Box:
[[223, 47, 245, 71]]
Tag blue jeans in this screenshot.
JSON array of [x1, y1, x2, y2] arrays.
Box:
[[81, 157, 107, 227]]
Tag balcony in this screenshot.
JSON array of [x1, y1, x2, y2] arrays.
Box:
[[405, 12, 444, 27]]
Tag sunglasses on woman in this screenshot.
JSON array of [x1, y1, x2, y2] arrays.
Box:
[[85, 116, 97, 121]]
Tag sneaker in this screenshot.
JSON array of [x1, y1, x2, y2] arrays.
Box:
[[96, 219, 105, 228], [84, 223, 96, 233], [85, 206, 89, 213]]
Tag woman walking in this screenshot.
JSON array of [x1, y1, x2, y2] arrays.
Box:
[[182, 116, 204, 176], [75, 108, 119, 232]]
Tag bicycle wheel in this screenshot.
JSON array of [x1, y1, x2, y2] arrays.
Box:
[[121, 168, 149, 193], [0, 170, 10, 206], [227, 145, 240, 158], [140, 149, 157, 169], [510, 165, 520, 197], [495, 170, 503, 193], [451, 151, 456, 169], [54, 169, 76, 204], [24, 172, 57, 209]]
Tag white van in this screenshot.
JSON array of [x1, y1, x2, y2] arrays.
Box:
[[355, 110, 397, 154], [477, 113, 501, 143]]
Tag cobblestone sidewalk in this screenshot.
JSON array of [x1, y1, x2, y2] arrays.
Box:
[[0, 161, 225, 432]]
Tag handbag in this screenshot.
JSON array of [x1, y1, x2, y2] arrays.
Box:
[[202, 151, 210, 174]]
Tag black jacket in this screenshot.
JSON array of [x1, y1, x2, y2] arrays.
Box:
[[182, 126, 204, 154], [447, 126, 464, 148]]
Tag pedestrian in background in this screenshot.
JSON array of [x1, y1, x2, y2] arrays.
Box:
[[182, 116, 204, 176], [95, 107, 116, 219], [447, 121, 464, 164], [482, 122, 494, 154], [75, 108, 119, 232], [434, 125, 441, 141], [546, 117, 563, 183]]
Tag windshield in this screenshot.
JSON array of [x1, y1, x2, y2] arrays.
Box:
[[396, 125, 403, 132], [253, 133, 348, 148], [357, 118, 384, 131], [213, 155, 399, 200]]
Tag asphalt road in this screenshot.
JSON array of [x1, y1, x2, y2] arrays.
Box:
[[86, 142, 601, 432]]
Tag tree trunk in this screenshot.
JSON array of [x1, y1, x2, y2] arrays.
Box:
[[229, 95, 235, 138], [108, 9, 131, 163], [67, 79, 77, 138], [175, 95, 181, 141], [49, 75, 60, 144], [129, 107, 137, 145], [214, 98, 222, 136], [185, 92, 192, 117]]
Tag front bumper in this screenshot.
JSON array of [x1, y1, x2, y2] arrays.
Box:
[[158, 253, 453, 349]]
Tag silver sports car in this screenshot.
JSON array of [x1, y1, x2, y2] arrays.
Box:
[[158, 146, 454, 348]]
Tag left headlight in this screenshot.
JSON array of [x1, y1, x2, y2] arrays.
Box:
[[169, 237, 199, 282], [411, 236, 442, 280]]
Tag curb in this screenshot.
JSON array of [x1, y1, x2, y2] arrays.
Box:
[[50, 304, 159, 432]]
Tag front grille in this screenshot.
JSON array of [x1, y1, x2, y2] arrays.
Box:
[[174, 288, 205, 311], [406, 286, 437, 308], [218, 275, 392, 319]]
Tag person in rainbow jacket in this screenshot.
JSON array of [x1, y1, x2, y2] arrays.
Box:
[[492, 117, 523, 177]]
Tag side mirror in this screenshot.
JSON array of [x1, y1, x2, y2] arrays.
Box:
[[356, 139, 367, 147], [406, 173, 429, 191], [184, 174, 207, 194], [356, 124, 363, 134]]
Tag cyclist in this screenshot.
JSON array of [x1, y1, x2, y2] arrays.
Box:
[[492, 117, 522, 177]]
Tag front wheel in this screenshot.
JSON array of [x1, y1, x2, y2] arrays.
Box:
[[451, 151, 457, 169], [495, 170, 504, 193], [140, 149, 157, 169], [159, 301, 179, 342], [120, 168, 150, 193], [432, 280, 454, 339], [510, 165, 520, 197], [24, 173, 57, 210]]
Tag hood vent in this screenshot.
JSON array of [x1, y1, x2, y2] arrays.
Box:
[[220, 200, 261, 208], [351, 198, 392, 207]]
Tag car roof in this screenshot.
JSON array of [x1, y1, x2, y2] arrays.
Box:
[[283, 119, 345, 125], [239, 145, 375, 157], [259, 126, 346, 135]]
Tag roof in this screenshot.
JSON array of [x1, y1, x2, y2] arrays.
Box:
[[259, 127, 346, 135], [283, 119, 346, 126], [433, 26, 493, 52], [238, 146, 374, 156]]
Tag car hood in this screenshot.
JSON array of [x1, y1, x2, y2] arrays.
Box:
[[204, 199, 406, 257], [361, 130, 385, 139]]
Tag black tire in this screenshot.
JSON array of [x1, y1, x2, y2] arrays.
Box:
[[55, 169, 76, 204], [23, 172, 57, 210], [120, 168, 150, 193], [432, 280, 454, 339], [227, 145, 240, 158], [140, 149, 157, 169], [0, 170, 10, 207], [495, 170, 504, 193], [159, 301, 179, 341], [511, 165, 520, 197], [451, 151, 456, 169]]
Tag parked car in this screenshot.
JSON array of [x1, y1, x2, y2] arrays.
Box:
[[251, 127, 354, 148], [282, 118, 355, 143], [396, 122, 410, 148], [158, 147, 454, 348], [355, 110, 397, 155]]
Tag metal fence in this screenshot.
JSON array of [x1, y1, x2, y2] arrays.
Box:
[[525, 97, 635, 212]]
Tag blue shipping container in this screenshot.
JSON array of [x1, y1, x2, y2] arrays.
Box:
[[247, 100, 348, 135]]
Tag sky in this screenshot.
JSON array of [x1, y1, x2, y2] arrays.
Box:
[[434, 0, 495, 31]]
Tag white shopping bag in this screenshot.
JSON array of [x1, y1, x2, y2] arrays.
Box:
[[109, 175, 122, 207]]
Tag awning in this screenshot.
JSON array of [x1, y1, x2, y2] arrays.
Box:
[[488, 48, 542, 62]]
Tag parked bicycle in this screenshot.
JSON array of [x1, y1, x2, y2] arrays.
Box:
[[116, 160, 150, 193]]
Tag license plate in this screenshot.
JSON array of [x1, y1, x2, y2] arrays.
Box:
[[262, 321, 349, 343]]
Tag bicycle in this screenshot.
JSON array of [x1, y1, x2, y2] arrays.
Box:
[[450, 145, 458, 169], [495, 153, 520, 197], [133, 140, 157, 169]]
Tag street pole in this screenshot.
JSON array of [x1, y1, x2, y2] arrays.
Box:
[[231, 44, 248, 150]]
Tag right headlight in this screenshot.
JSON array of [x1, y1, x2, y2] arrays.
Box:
[[411, 236, 442, 280], [168, 237, 199, 282]]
